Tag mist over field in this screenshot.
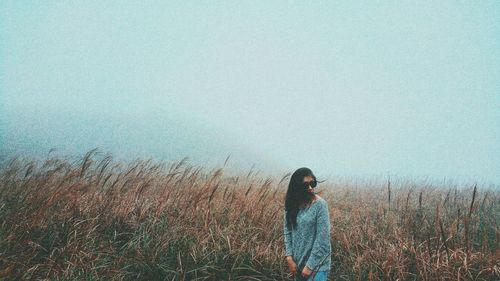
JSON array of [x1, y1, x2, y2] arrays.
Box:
[[1, 106, 280, 175]]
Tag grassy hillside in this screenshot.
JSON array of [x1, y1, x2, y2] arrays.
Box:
[[0, 150, 498, 280]]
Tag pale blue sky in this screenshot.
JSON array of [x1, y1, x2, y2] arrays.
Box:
[[1, 1, 499, 183]]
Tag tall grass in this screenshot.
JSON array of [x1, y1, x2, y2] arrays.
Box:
[[0, 151, 498, 280]]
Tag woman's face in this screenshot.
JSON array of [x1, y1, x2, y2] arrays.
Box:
[[303, 176, 315, 195]]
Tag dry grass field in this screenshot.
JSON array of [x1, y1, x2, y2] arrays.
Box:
[[0, 150, 498, 280]]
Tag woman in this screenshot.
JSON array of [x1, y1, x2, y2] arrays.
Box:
[[283, 167, 332, 281]]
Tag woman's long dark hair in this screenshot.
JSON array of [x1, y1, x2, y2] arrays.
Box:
[[285, 167, 317, 229]]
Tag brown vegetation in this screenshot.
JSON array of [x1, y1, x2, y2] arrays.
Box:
[[0, 150, 498, 280]]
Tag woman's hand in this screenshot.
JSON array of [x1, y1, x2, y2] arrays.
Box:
[[301, 265, 313, 279], [286, 256, 298, 276]]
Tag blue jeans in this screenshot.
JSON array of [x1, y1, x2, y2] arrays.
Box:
[[294, 271, 329, 281]]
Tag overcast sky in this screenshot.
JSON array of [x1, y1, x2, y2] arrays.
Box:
[[1, 1, 499, 184]]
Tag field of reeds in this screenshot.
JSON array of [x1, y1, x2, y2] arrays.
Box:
[[0, 150, 499, 280]]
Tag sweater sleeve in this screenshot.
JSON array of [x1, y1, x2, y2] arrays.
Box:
[[305, 200, 331, 270], [283, 210, 293, 256]]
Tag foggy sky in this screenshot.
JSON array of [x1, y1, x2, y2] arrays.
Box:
[[1, 1, 499, 183]]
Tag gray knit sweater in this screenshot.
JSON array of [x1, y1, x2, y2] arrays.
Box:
[[283, 197, 332, 273]]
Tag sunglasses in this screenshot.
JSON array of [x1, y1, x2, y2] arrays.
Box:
[[303, 180, 317, 188]]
